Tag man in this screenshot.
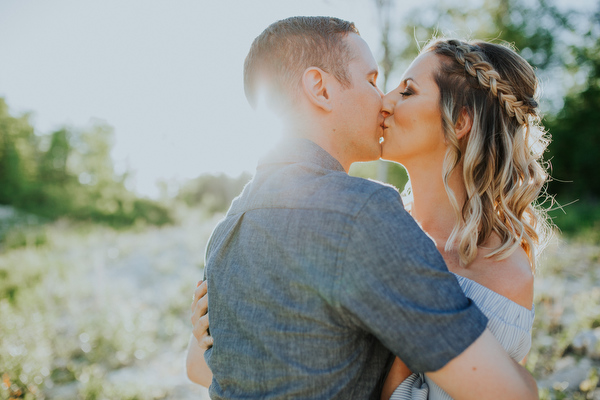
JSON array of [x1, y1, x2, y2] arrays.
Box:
[[187, 16, 538, 400]]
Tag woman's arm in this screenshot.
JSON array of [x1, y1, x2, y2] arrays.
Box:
[[186, 281, 214, 387], [186, 334, 213, 387], [381, 357, 412, 400], [426, 329, 538, 400]]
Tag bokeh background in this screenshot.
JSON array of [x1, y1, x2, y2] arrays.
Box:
[[1, 0, 599, 399]]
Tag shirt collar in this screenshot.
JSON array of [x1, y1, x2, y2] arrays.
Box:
[[258, 138, 345, 173]]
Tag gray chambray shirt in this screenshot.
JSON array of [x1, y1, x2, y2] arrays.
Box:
[[204, 138, 487, 400]]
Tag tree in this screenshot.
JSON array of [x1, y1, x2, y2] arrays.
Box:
[[0, 99, 38, 205], [546, 32, 600, 200], [0, 98, 173, 227], [39, 129, 70, 183]]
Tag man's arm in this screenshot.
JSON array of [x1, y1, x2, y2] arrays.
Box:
[[427, 329, 538, 400], [338, 187, 537, 399]]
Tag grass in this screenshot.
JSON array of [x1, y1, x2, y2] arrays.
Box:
[[548, 199, 600, 243]]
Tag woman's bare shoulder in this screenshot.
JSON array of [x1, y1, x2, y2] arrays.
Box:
[[465, 246, 534, 310]]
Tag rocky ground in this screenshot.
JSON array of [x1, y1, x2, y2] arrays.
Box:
[[531, 237, 600, 399]]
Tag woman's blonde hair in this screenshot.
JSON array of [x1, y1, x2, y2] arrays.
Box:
[[422, 38, 551, 270]]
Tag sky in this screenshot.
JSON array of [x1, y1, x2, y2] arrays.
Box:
[[0, 0, 387, 197], [0, 0, 594, 197]]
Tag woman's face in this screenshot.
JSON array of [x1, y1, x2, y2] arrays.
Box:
[[381, 52, 446, 167]]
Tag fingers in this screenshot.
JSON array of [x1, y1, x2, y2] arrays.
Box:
[[190, 286, 209, 325], [191, 280, 208, 310], [198, 335, 214, 349], [192, 313, 213, 349], [190, 280, 212, 350], [192, 313, 209, 339]]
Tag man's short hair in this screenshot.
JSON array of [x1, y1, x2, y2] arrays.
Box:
[[243, 16, 359, 108]]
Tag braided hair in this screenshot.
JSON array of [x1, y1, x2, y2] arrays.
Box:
[[422, 38, 550, 270]]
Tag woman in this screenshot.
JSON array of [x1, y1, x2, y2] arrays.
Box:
[[189, 38, 550, 399], [379, 38, 549, 399]]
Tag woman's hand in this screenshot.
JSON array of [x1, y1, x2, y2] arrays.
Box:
[[381, 357, 413, 400], [186, 280, 214, 387], [191, 280, 213, 349]]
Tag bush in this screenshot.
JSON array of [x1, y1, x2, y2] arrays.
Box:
[[177, 172, 252, 214], [549, 199, 600, 242]]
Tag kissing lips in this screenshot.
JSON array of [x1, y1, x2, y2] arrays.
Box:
[[379, 122, 387, 144]]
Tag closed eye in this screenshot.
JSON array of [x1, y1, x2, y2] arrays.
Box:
[[400, 78, 416, 97]]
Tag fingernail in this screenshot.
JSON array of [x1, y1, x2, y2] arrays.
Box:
[[196, 280, 203, 287]]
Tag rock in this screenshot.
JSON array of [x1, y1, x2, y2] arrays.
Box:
[[537, 356, 593, 392], [0, 205, 16, 220], [45, 381, 78, 399], [572, 328, 600, 359], [589, 388, 600, 400]]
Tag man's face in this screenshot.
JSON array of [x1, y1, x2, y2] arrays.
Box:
[[332, 33, 384, 163]]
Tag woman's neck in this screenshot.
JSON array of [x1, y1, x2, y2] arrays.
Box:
[[406, 160, 466, 246]]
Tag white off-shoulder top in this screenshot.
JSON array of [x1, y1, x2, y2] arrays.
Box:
[[389, 273, 535, 400]]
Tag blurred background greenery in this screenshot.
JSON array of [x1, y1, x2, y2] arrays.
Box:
[[1, 0, 599, 399]]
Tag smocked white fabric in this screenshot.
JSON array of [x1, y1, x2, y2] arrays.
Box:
[[389, 273, 535, 400]]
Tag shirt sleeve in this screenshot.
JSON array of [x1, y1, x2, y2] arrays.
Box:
[[335, 187, 488, 373]]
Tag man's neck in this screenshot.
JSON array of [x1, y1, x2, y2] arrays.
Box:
[[285, 124, 353, 173]]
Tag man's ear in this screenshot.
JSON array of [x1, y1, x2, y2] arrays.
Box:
[[302, 67, 333, 112], [455, 108, 473, 140]]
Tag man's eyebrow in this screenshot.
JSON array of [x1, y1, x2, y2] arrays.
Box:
[[403, 77, 417, 85]]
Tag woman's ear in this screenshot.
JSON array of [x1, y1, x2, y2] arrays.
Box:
[[455, 108, 473, 140], [302, 67, 333, 112]]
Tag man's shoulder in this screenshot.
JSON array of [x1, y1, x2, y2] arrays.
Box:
[[310, 172, 403, 215], [324, 172, 400, 199], [329, 172, 396, 192], [231, 164, 403, 217]]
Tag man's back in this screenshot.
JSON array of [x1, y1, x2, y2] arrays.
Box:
[[204, 139, 487, 399]]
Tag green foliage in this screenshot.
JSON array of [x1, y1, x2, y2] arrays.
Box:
[[0, 99, 172, 230], [483, 0, 574, 71], [387, 163, 409, 193], [0, 101, 37, 206], [177, 172, 252, 214], [546, 34, 600, 201], [548, 199, 600, 242], [386, 0, 574, 74], [349, 161, 409, 193]]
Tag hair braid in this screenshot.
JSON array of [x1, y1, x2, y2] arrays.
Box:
[[449, 41, 530, 124]]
